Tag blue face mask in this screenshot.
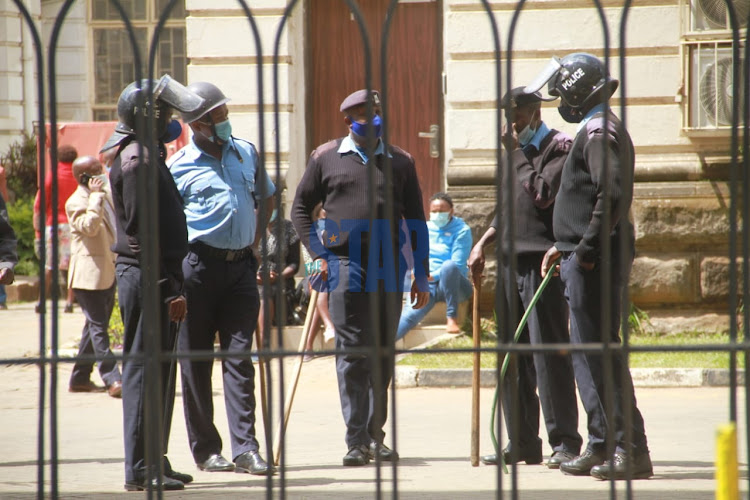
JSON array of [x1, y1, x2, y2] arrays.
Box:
[[430, 211, 451, 228], [269, 208, 278, 223], [349, 114, 383, 138], [517, 123, 536, 146], [213, 119, 232, 143], [162, 119, 183, 143]]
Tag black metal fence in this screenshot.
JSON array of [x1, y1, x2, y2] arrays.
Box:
[[3, 0, 749, 498]]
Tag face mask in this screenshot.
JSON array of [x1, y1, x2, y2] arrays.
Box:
[[316, 219, 326, 233], [430, 211, 451, 228], [517, 123, 536, 146], [558, 103, 583, 123], [161, 119, 183, 143], [350, 114, 383, 138], [213, 119, 232, 142], [269, 208, 278, 223]]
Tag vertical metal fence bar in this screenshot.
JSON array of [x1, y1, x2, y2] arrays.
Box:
[[504, 2, 528, 497], [725, 0, 743, 428], [271, 2, 298, 496], [618, 1, 637, 497], [379, 1, 400, 495], [47, 1, 82, 495], [10, 2, 46, 497], [743, 6, 750, 495], [475, 1, 505, 497]]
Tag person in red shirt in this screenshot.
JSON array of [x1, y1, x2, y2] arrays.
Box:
[[33, 144, 79, 313]]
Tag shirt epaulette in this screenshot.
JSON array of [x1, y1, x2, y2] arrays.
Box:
[[166, 149, 187, 169]]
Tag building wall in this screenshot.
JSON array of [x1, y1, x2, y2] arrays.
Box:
[[0, 0, 88, 154], [185, 0, 303, 205], [443, 0, 735, 332]]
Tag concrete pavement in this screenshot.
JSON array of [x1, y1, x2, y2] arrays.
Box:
[[0, 301, 748, 498]]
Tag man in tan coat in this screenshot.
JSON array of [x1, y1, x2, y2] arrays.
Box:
[[66, 155, 122, 398]]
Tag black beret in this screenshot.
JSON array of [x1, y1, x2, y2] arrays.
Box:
[[340, 89, 381, 112], [500, 86, 556, 109]]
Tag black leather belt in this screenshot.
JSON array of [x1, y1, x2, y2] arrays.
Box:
[[190, 241, 254, 262]]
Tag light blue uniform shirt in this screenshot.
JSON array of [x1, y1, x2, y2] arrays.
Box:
[[521, 121, 551, 151], [337, 134, 389, 163], [168, 136, 275, 250], [428, 215, 473, 281], [576, 103, 607, 133]]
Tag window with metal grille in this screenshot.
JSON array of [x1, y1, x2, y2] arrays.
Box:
[[681, 0, 747, 131], [89, 0, 187, 121]]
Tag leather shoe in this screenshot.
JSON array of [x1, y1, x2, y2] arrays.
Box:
[[165, 468, 193, 484], [124, 475, 184, 491], [590, 451, 653, 480], [547, 450, 577, 469], [369, 441, 399, 462], [559, 449, 606, 476], [69, 381, 105, 393], [197, 454, 235, 472], [343, 444, 370, 466], [503, 442, 543, 465], [234, 451, 276, 476], [480, 454, 499, 465], [107, 381, 122, 398]]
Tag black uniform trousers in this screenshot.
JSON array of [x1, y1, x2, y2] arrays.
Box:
[[69, 284, 121, 388], [501, 254, 582, 455], [328, 257, 403, 449], [178, 250, 260, 463], [559, 243, 649, 455], [117, 263, 177, 483]]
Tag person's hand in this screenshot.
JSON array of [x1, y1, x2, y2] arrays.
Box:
[[410, 280, 430, 310], [501, 123, 519, 151], [540, 246, 562, 278], [88, 176, 104, 193], [577, 255, 595, 271], [268, 270, 278, 284], [256, 272, 263, 285], [467, 244, 485, 286], [168, 295, 187, 322], [0, 267, 14, 285]]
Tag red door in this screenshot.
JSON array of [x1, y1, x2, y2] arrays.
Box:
[[308, 0, 442, 215]]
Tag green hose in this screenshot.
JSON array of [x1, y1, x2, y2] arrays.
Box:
[[488, 257, 560, 474]]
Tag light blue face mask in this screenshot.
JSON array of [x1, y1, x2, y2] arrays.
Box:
[[430, 211, 451, 228], [213, 119, 232, 143], [517, 123, 536, 146]]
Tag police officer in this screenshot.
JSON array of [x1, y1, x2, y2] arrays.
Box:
[[534, 53, 652, 479], [469, 87, 581, 469], [104, 75, 203, 491], [168, 82, 275, 476], [291, 89, 430, 466]]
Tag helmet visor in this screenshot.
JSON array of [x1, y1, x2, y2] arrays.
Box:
[[153, 75, 205, 114], [524, 57, 563, 95]]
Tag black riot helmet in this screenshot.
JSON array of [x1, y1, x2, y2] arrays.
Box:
[[524, 53, 619, 123], [180, 81, 231, 124], [100, 75, 204, 152]]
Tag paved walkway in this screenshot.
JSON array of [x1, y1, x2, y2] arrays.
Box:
[[0, 301, 747, 498]]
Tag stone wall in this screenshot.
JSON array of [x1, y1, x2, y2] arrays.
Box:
[[454, 180, 739, 335]]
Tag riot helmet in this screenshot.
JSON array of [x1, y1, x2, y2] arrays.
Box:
[[180, 82, 231, 124], [525, 53, 619, 123], [100, 75, 204, 152]]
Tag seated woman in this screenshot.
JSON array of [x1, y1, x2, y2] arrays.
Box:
[[257, 204, 301, 343]]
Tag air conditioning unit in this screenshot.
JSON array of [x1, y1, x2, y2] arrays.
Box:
[[691, 0, 750, 31], [689, 44, 742, 128]]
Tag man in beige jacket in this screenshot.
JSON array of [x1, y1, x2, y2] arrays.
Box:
[[66, 155, 122, 398]]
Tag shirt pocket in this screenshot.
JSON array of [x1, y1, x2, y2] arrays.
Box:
[[187, 180, 219, 215]]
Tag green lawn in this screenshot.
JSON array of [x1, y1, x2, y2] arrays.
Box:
[[397, 331, 748, 370]]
